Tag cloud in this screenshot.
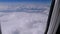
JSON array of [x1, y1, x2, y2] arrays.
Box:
[[0, 5, 8, 10], [0, 2, 50, 14], [0, 2, 50, 34], [1, 12, 48, 34]]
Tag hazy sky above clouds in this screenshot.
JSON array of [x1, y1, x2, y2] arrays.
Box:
[[0, 0, 51, 11], [0, 0, 51, 3]]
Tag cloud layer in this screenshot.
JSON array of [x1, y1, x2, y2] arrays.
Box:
[[0, 2, 50, 34]]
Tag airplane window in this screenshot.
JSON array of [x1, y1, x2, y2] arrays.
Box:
[[0, 0, 52, 34]]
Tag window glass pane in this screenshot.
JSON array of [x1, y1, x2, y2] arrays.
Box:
[[0, 0, 51, 34]]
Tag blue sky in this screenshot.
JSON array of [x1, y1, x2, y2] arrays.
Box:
[[0, 0, 51, 3]]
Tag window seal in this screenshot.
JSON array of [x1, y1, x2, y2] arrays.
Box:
[[44, 0, 55, 34]]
